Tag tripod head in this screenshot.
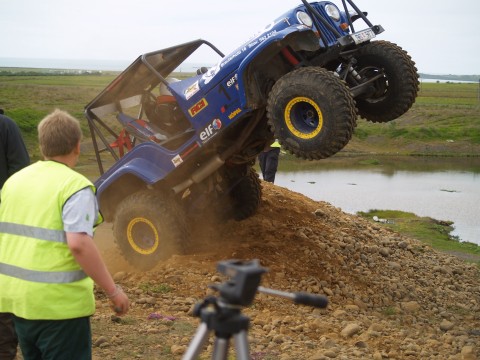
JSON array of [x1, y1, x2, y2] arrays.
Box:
[[208, 259, 328, 309], [212, 259, 267, 307]]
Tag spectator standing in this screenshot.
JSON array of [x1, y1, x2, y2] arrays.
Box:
[[0, 109, 30, 188], [258, 139, 281, 183], [0, 109, 129, 359], [0, 109, 30, 360]]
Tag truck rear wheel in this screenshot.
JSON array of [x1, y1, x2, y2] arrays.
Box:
[[267, 67, 357, 160], [353, 40, 419, 123], [113, 190, 187, 270], [228, 166, 261, 221], [213, 165, 261, 221]]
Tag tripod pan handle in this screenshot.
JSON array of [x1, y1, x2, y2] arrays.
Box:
[[294, 292, 328, 308]]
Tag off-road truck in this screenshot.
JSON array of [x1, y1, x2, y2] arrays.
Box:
[[85, 0, 418, 270]]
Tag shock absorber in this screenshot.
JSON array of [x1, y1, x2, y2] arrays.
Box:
[[347, 59, 362, 82]]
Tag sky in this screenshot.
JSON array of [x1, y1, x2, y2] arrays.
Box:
[[0, 0, 479, 75]]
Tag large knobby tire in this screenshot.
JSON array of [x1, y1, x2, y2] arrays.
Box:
[[113, 191, 187, 271], [267, 67, 357, 160], [353, 40, 419, 123], [228, 166, 261, 221]]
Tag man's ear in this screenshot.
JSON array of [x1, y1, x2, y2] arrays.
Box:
[[74, 141, 81, 155]]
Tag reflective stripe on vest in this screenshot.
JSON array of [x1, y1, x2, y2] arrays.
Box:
[[0, 222, 66, 243], [0, 262, 86, 283]]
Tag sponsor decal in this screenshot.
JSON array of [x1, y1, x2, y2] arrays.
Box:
[[221, 48, 245, 68], [228, 108, 241, 120], [200, 119, 222, 142], [201, 63, 220, 85], [247, 29, 277, 49], [171, 154, 183, 167], [226, 74, 238, 88], [247, 21, 275, 43], [184, 81, 200, 100], [188, 98, 208, 117]]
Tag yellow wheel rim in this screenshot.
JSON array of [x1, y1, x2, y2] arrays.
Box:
[[127, 217, 159, 255], [284, 97, 323, 139]]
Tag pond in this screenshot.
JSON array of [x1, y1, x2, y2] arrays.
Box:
[[273, 156, 480, 246]]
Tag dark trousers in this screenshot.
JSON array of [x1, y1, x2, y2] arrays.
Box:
[[258, 147, 280, 183], [13, 316, 91, 360], [0, 313, 17, 360]]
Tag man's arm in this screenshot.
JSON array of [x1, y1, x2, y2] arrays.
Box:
[[63, 187, 129, 315], [67, 232, 129, 315]]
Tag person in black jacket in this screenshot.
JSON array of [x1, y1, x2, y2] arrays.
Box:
[[0, 110, 30, 188], [0, 109, 30, 360]]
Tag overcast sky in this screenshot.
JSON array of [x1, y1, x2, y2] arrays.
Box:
[[0, 0, 479, 75]]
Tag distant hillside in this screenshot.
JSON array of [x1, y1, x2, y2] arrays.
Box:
[[420, 73, 479, 82]]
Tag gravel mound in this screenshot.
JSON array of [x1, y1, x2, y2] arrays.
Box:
[[92, 181, 480, 359]]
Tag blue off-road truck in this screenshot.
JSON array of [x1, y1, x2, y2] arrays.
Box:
[[85, 0, 418, 270]]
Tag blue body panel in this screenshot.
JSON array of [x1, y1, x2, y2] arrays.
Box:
[[96, 142, 176, 194], [91, 1, 354, 196]]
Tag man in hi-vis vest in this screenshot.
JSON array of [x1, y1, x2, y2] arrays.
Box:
[[0, 109, 129, 359], [258, 139, 281, 183]]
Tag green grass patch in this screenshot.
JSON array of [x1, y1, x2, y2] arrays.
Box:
[[357, 209, 480, 262], [381, 306, 397, 316], [139, 282, 173, 294], [357, 158, 381, 165]]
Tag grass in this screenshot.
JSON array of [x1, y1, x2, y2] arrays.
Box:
[[357, 209, 480, 263], [352, 82, 480, 151], [139, 282, 173, 294]]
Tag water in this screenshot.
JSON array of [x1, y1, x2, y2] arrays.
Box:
[[273, 158, 480, 245]]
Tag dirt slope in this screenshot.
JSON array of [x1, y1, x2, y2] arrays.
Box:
[[92, 181, 480, 360]]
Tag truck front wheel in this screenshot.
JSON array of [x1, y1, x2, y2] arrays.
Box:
[[267, 67, 357, 160]]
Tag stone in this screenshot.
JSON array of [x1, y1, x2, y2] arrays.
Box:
[[440, 319, 455, 331], [341, 323, 361, 338]]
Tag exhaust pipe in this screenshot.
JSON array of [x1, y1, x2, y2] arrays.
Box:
[[171, 155, 225, 194]]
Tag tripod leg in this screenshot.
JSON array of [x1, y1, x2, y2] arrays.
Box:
[[182, 323, 210, 360], [233, 330, 250, 360], [212, 337, 229, 360]]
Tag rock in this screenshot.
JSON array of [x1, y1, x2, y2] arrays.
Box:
[[401, 301, 421, 313], [440, 319, 455, 331], [461, 345, 477, 360], [341, 323, 361, 338], [113, 271, 127, 281], [323, 349, 338, 358], [379, 248, 390, 257], [94, 336, 108, 347], [170, 345, 186, 355]]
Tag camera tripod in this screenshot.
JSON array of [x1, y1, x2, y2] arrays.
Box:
[[182, 259, 328, 360]]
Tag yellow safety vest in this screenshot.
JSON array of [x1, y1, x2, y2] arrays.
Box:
[[270, 140, 281, 148], [0, 161, 102, 320]]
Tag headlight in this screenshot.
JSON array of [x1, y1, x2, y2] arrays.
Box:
[[296, 11, 313, 28], [325, 4, 341, 22]]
